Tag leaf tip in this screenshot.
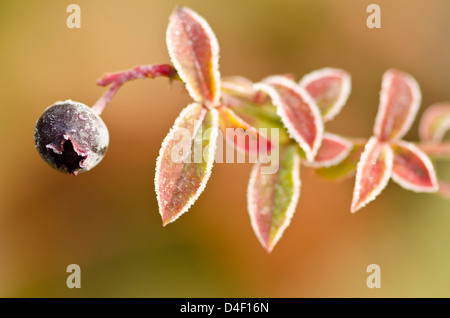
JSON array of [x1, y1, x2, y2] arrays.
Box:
[[350, 137, 393, 213], [161, 215, 173, 227], [265, 244, 275, 254]]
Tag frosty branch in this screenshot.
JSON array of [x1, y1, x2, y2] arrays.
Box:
[[34, 6, 450, 253]]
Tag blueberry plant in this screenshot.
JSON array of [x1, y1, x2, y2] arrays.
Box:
[[34, 7, 450, 252]]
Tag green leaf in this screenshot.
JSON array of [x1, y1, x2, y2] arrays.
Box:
[[247, 144, 301, 253]]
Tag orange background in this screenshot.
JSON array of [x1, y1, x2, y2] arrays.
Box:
[[0, 0, 449, 297]]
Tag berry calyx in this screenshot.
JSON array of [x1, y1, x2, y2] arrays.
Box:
[[34, 100, 109, 175]]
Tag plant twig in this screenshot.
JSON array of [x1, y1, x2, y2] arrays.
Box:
[[417, 141, 450, 159], [92, 64, 179, 115]]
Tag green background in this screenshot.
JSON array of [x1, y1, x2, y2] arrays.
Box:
[[0, 0, 449, 297]]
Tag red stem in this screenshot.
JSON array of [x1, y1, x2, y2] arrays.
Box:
[[92, 82, 122, 115], [416, 141, 450, 158], [92, 64, 178, 115]]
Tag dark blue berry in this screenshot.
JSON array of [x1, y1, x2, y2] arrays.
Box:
[[34, 100, 109, 175]]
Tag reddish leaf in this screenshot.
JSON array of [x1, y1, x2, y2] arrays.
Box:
[[217, 105, 272, 155], [391, 141, 438, 192], [299, 68, 351, 122], [419, 103, 450, 142], [304, 133, 352, 168], [351, 137, 393, 213], [254, 76, 323, 162], [166, 6, 221, 106], [247, 144, 301, 253], [374, 69, 421, 141], [155, 103, 219, 226], [315, 142, 365, 180]]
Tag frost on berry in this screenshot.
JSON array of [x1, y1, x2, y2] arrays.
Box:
[[299, 68, 351, 122], [166, 6, 221, 107], [247, 144, 300, 253], [254, 76, 323, 162], [155, 103, 219, 226], [34, 100, 109, 175]]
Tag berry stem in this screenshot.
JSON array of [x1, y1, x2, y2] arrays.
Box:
[[92, 64, 179, 115], [97, 64, 178, 86], [92, 82, 122, 115]]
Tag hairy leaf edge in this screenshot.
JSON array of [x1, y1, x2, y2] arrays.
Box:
[[155, 103, 219, 225], [299, 67, 351, 122], [247, 149, 301, 253]]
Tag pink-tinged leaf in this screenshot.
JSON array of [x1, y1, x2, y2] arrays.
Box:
[[304, 133, 353, 168], [221, 76, 255, 98], [437, 180, 450, 199], [254, 76, 323, 162], [419, 103, 450, 142], [374, 69, 421, 141], [247, 144, 301, 253], [299, 68, 351, 122], [351, 137, 393, 213], [390, 140, 438, 192], [221, 76, 256, 108], [155, 103, 219, 226], [217, 105, 272, 155], [315, 142, 365, 180], [166, 6, 221, 106]]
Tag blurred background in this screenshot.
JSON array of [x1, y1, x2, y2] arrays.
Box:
[[0, 0, 449, 297]]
